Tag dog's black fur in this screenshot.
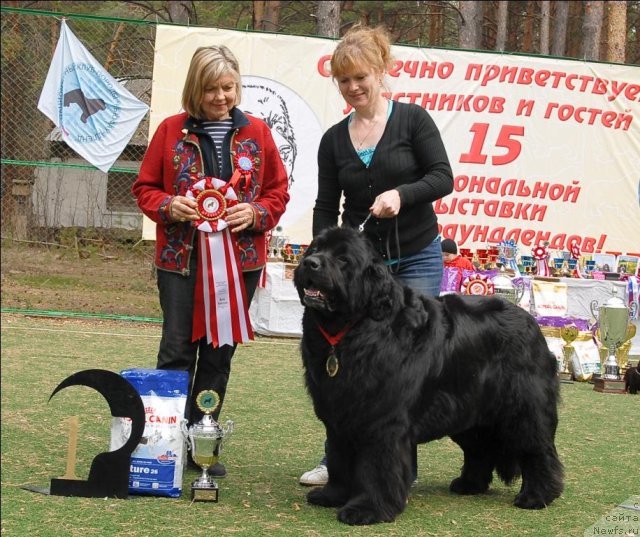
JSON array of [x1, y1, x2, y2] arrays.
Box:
[[293, 227, 564, 525], [624, 365, 640, 394]]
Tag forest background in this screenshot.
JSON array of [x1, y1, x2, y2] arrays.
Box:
[[1, 0, 638, 318]]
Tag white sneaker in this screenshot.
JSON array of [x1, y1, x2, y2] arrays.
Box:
[[299, 464, 328, 486]]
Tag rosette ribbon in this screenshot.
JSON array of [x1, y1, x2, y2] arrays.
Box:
[[628, 276, 639, 320], [532, 243, 551, 277], [570, 241, 583, 279], [461, 274, 495, 295], [186, 175, 253, 347]]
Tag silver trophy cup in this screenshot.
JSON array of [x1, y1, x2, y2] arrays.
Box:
[[590, 287, 630, 380], [182, 391, 233, 502], [492, 273, 525, 305]]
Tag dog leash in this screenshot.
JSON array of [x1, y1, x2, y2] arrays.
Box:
[[358, 212, 402, 273], [358, 212, 372, 233]]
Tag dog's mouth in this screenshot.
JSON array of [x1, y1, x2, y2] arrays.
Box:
[[303, 288, 331, 310]]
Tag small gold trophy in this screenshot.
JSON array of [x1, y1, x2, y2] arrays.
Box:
[[183, 390, 233, 502], [559, 324, 578, 383]]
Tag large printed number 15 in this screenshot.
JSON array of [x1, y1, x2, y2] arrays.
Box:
[[460, 123, 525, 165]]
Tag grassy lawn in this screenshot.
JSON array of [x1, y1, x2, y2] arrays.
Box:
[[1, 314, 638, 537]]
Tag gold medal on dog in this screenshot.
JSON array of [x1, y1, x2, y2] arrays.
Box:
[[326, 350, 339, 377]]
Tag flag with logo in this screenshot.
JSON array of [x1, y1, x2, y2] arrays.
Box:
[[37, 19, 149, 173]]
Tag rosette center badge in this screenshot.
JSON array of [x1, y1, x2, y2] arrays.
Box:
[[195, 189, 227, 222]]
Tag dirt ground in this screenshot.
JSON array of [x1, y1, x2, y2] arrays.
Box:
[[1, 239, 162, 319]]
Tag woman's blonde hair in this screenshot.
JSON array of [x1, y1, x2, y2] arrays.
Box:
[[181, 45, 242, 119], [330, 24, 393, 79]]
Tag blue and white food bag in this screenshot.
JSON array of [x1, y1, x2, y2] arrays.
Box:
[[110, 369, 189, 497]]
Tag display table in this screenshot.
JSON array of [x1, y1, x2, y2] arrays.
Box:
[[524, 277, 627, 320], [250, 262, 303, 337], [250, 264, 634, 350]]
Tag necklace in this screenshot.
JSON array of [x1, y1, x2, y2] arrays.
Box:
[[353, 117, 379, 150]]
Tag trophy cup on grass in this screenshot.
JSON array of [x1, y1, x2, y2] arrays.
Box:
[[590, 287, 632, 393], [183, 390, 233, 502]]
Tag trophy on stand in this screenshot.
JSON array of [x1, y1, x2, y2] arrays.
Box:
[[497, 240, 521, 276], [559, 324, 578, 383], [492, 273, 525, 305], [590, 287, 632, 394], [183, 390, 233, 502]]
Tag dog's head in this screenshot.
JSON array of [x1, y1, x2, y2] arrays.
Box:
[[293, 226, 398, 320]]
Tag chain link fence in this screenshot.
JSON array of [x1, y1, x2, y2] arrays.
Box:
[[1, 8, 155, 246]]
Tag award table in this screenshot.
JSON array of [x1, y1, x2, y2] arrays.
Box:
[[523, 276, 628, 320], [249, 262, 304, 338], [250, 263, 633, 337]]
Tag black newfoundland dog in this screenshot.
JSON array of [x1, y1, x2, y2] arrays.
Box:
[[293, 226, 563, 525], [624, 364, 640, 394]]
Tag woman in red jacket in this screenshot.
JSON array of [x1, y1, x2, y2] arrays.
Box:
[[132, 45, 289, 478]]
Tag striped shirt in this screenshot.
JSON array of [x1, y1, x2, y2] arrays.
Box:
[[202, 119, 233, 174]]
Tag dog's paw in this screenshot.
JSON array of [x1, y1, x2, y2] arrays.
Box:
[[449, 476, 489, 495], [307, 486, 347, 508], [514, 491, 549, 509], [337, 504, 383, 526]]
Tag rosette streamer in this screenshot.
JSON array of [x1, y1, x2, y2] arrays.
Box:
[[570, 242, 583, 279], [533, 243, 551, 277], [186, 176, 253, 347], [628, 276, 639, 320], [497, 240, 521, 276]]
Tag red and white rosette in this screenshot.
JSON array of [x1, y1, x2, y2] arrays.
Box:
[[186, 176, 253, 348], [532, 244, 551, 277], [461, 274, 495, 295], [570, 242, 583, 278]]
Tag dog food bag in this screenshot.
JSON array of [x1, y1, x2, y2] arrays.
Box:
[[109, 368, 189, 497], [571, 338, 602, 381]]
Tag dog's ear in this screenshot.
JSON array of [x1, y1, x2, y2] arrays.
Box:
[[361, 262, 397, 321]]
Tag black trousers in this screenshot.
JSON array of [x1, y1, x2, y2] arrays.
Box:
[[156, 252, 261, 425]]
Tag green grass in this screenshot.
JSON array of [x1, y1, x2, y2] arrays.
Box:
[[13, 274, 91, 289], [2, 314, 638, 537]]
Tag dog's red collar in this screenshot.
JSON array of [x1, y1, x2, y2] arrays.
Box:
[[316, 322, 353, 347]]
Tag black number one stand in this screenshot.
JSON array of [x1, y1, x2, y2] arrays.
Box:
[[48, 369, 145, 499]]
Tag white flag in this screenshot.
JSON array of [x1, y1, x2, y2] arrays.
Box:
[[37, 20, 149, 173]]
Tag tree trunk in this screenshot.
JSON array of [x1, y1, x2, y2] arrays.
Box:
[[316, 0, 340, 38], [495, 0, 508, 52], [263, 0, 281, 32], [166, 0, 193, 24], [582, 1, 604, 60], [522, 0, 535, 53], [104, 22, 125, 71], [551, 1, 569, 57], [429, 2, 443, 47], [253, 1, 265, 30], [459, 1, 482, 49], [540, 0, 550, 55], [606, 0, 627, 63]]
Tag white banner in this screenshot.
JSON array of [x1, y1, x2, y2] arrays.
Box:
[[38, 20, 149, 173], [146, 25, 640, 256]]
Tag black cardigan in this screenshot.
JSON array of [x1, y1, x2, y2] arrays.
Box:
[[313, 101, 454, 261]]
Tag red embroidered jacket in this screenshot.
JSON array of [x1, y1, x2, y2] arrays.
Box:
[[133, 109, 289, 275]]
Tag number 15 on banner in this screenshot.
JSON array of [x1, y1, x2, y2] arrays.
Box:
[[460, 123, 525, 166]]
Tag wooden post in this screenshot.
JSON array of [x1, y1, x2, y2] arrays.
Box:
[[61, 415, 80, 480]]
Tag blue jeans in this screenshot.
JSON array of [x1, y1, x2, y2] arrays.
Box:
[[387, 236, 443, 297], [318, 237, 443, 479]]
